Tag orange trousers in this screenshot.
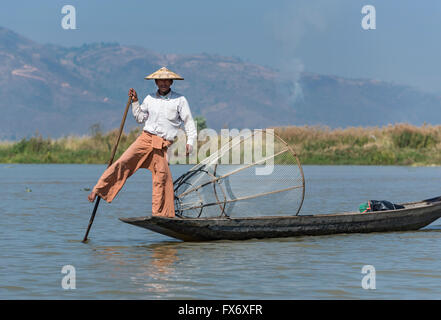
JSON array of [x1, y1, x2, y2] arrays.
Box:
[[92, 131, 175, 218]]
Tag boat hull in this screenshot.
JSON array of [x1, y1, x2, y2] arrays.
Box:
[[120, 197, 441, 241]]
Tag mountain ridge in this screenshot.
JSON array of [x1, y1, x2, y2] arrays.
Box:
[[1, 26, 440, 140]]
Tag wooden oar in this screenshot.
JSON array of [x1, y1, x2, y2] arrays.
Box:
[[82, 96, 132, 243]]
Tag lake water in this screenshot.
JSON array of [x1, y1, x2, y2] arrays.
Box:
[[1, 164, 441, 299]]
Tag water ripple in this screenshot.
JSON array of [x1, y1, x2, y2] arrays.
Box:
[[1, 164, 441, 299]]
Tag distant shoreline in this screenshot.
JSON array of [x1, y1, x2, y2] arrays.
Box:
[[1, 124, 441, 166]]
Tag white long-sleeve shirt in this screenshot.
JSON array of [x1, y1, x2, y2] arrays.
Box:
[[131, 90, 197, 146]]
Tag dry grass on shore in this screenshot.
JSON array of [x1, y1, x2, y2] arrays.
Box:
[[274, 123, 441, 165]]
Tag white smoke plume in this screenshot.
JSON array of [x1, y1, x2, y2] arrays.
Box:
[[266, 0, 344, 104]]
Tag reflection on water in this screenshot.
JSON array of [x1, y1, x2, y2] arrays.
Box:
[[145, 246, 178, 294], [149, 244, 178, 275], [91, 242, 180, 296], [1, 164, 441, 299], [132, 244, 179, 295]]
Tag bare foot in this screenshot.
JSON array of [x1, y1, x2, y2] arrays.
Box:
[[88, 191, 97, 203]]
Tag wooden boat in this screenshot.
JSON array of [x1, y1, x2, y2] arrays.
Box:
[[119, 196, 441, 241]]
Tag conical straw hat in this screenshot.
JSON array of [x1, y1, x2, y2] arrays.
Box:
[[144, 67, 184, 80]]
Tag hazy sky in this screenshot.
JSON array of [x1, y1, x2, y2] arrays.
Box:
[[2, 0, 441, 93]]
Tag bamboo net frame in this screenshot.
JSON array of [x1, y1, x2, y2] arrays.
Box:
[[173, 129, 305, 218]]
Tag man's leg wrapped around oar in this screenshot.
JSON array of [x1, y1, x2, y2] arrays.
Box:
[[90, 131, 175, 218]]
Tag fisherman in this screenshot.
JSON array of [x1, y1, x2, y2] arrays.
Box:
[[87, 67, 197, 218]]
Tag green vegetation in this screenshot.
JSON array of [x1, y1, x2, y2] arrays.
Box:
[[0, 125, 143, 164], [194, 116, 208, 132], [2, 123, 441, 166]]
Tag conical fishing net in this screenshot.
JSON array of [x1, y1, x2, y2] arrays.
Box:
[[173, 129, 305, 218]]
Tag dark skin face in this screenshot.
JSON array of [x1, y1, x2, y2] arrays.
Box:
[[155, 79, 173, 95]]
